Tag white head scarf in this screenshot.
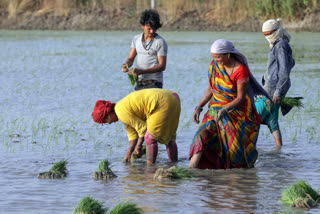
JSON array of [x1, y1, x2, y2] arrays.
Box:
[[211, 39, 249, 71], [210, 39, 272, 103], [262, 19, 291, 48]]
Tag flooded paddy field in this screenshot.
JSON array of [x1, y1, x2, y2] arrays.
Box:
[[0, 30, 319, 213]]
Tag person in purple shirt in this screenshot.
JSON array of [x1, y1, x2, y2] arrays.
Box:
[[255, 19, 295, 146]]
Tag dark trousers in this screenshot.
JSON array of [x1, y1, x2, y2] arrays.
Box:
[[134, 80, 163, 91]]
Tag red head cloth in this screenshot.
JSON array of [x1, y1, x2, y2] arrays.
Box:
[[91, 100, 115, 124]]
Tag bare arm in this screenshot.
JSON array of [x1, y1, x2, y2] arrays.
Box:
[[123, 138, 138, 162], [225, 82, 248, 111], [133, 137, 144, 158], [122, 48, 137, 72], [193, 84, 212, 124]]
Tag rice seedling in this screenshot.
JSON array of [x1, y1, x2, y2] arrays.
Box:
[[153, 166, 194, 180], [74, 196, 107, 214], [280, 180, 320, 208], [128, 74, 136, 86], [38, 160, 68, 179], [280, 97, 304, 116], [108, 202, 143, 214], [93, 159, 117, 180]]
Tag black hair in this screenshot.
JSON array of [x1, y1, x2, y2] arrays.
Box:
[[140, 9, 162, 30]]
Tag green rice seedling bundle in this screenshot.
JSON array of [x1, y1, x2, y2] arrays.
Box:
[[280, 180, 319, 208], [108, 202, 143, 214], [280, 97, 304, 116], [74, 196, 107, 214], [128, 73, 137, 86], [38, 160, 68, 179], [170, 167, 194, 179], [208, 108, 218, 118], [153, 166, 194, 180], [93, 159, 117, 180], [122, 63, 137, 86]]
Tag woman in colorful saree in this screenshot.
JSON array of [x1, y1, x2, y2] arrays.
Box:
[[189, 39, 271, 169]]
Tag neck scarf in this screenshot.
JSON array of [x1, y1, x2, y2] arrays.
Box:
[[91, 100, 115, 124], [262, 19, 291, 48]]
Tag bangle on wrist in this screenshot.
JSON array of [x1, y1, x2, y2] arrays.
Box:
[[195, 106, 203, 112], [126, 151, 132, 156]]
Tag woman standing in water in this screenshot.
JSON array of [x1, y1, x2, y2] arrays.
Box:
[[121, 9, 167, 90], [189, 39, 270, 169], [255, 19, 295, 146]]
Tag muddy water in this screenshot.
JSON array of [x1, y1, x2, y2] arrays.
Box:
[[0, 30, 319, 214]]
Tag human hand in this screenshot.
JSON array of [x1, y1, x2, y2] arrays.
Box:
[[133, 146, 143, 158], [121, 63, 129, 72], [128, 67, 139, 76], [217, 108, 227, 121], [272, 96, 281, 104], [122, 151, 132, 163], [193, 107, 203, 124]]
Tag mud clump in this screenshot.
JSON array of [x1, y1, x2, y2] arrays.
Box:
[[38, 171, 65, 179], [93, 171, 117, 180], [153, 168, 175, 180]]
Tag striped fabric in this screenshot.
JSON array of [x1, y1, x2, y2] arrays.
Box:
[[189, 61, 261, 169]]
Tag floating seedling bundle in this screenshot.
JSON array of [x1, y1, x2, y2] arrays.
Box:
[[93, 159, 117, 180], [153, 166, 194, 180], [74, 197, 143, 214], [108, 202, 143, 214], [74, 196, 107, 214], [38, 160, 68, 179], [280, 180, 320, 208], [38, 161, 68, 179]]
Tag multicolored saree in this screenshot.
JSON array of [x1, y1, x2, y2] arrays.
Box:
[[189, 61, 261, 169]]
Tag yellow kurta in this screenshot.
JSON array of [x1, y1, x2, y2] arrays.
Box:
[[114, 89, 181, 145]]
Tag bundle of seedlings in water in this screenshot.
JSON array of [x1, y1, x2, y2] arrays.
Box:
[[93, 159, 117, 180], [280, 180, 320, 208], [280, 97, 304, 116], [153, 166, 194, 180], [74, 196, 107, 214], [38, 160, 68, 179], [109, 202, 143, 214]]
